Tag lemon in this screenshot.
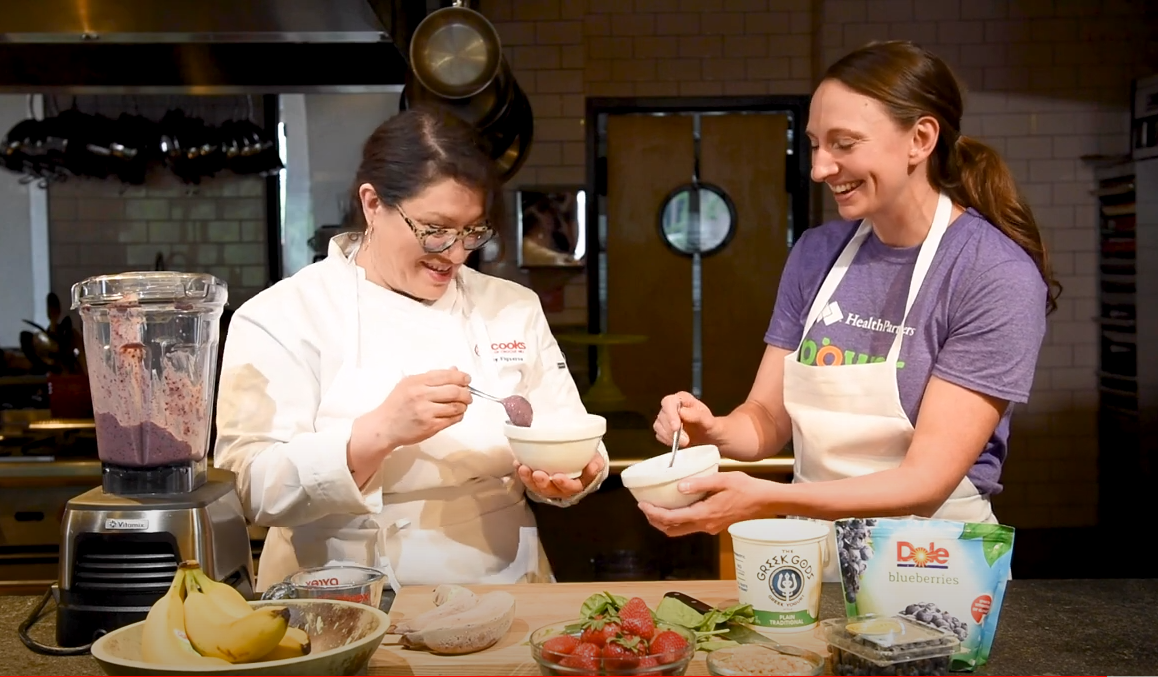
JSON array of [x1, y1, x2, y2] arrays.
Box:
[[846, 618, 905, 636]]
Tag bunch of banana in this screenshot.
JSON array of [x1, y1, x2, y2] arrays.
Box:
[[139, 560, 310, 667], [140, 566, 231, 667], [183, 563, 311, 662]]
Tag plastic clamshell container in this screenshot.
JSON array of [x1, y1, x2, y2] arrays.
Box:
[[820, 614, 960, 676]]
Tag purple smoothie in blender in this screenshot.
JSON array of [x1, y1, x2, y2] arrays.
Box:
[[72, 272, 228, 495]]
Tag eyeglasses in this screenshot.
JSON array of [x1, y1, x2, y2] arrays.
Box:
[[393, 204, 495, 254]]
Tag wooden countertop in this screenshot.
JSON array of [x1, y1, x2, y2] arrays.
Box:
[[372, 580, 825, 676], [6, 580, 1157, 675]]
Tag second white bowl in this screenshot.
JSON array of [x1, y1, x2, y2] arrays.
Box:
[[621, 444, 721, 509], [503, 413, 606, 479]]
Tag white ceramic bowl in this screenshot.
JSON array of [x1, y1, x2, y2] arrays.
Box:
[[503, 413, 606, 479], [621, 445, 721, 509]]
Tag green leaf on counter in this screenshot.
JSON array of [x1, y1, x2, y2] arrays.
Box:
[[654, 596, 757, 652], [656, 596, 704, 629], [580, 592, 628, 621]]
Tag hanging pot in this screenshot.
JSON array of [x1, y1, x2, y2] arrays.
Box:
[[402, 55, 515, 131], [487, 84, 533, 182], [409, 2, 502, 99]]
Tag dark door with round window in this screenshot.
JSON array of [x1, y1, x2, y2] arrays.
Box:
[[658, 183, 737, 257], [603, 112, 792, 422]]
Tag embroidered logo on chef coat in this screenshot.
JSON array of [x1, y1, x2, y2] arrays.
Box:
[[490, 339, 528, 364]]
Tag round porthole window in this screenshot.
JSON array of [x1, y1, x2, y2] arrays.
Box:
[[658, 183, 737, 257]]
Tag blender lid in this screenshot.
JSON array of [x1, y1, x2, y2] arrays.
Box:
[[71, 271, 228, 309]]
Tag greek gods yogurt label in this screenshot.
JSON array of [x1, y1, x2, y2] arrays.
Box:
[[729, 519, 828, 632]]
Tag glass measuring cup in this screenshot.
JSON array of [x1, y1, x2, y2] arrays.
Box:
[[261, 565, 388, 610]]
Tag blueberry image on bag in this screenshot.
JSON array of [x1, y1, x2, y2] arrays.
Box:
[[833, 518, 1014, 671]]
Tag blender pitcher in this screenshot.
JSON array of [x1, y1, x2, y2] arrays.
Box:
[[71, 272, 228, 495]]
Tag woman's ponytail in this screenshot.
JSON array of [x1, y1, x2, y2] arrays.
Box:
[[942, 134, 1062, 315]]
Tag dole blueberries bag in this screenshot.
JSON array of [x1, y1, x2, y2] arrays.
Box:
[[834, 517, 1014, 671]]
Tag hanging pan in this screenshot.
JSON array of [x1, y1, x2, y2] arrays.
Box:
[[409, 1, 502, 99]]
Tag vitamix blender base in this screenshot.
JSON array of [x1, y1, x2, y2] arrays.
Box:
[[55, 465, 255, 647], [52, 272, 254, 649]]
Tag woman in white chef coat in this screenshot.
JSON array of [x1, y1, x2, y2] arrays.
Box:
[[643, 41, 1059, 580], [213, 107, 609, 593]]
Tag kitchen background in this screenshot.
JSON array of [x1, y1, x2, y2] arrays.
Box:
[[1, 0, 1155, 588]]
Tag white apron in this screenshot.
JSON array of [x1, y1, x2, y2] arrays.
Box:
[[781, 192, 996, 583], [256, 243, 552, 593]]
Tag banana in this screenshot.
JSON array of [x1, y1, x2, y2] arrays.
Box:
[[184, 565, 253, 617], [401, 590, 516, 655], [253, 627, 312, 662], [140, 566, 231, 667], [183, 564, 312, 662], [390, 585, 479, 634], [183, 573, 290, 663]]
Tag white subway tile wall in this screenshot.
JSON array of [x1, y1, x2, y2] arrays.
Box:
[[45, 95, 270, 311], [475, 0, 1153, 528]]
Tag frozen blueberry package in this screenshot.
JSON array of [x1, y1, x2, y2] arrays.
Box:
[[833, 518, 1014, 671]]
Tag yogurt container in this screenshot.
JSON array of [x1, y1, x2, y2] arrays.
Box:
[[728, 518, 828, 632]]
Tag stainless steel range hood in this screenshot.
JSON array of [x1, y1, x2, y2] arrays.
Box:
[[0, 0, 426, 93]]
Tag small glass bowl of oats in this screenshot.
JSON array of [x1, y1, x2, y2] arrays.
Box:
[[706, 644, 825, 676]]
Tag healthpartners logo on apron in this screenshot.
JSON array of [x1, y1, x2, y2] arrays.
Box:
[[798, 301, 917, 368]]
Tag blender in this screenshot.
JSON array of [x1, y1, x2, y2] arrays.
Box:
[[51, 271, 254, 648]]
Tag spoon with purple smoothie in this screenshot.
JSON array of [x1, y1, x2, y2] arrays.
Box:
[[469, 385, 534, 427]]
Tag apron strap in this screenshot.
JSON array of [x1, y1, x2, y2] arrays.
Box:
[[799, 192, 955, 366], [800, 220, 874, 342], [884, 192, 953, 363]]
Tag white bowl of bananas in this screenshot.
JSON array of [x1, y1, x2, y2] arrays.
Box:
[[90, 561, 390, 675]]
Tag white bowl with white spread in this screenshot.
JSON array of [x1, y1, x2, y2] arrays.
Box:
[[621, 444, 721, 509], [503, 413, 606, 479]]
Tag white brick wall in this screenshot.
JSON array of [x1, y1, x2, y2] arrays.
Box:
[[474, 0, 1152, 528], [48, 174, 269, 310], [45, 95, 269, 313]]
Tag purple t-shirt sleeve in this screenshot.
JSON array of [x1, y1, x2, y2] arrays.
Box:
[[765, 229, 821, 350], [930, 261, 1048, 404]]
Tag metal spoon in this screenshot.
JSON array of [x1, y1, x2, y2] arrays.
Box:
[[469, 385, 534, 427], [667, 405, 683, 468]]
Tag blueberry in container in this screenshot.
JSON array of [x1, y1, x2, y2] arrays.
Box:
[[820, 614, 960, 676]]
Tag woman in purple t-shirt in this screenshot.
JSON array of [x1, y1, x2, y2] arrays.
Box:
[[642, 41, 1060, 581]]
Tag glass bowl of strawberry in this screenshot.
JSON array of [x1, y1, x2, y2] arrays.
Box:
[[529, 619, 696, 676]]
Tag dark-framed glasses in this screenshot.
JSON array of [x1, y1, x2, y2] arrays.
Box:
[[394, 204, 495, 254]]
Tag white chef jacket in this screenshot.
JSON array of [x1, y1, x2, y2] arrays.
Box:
[[213, 233, 609, 592]]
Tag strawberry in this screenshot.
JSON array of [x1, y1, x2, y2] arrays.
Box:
[[637, 655, 659, 669], [648, 630, 689, 664], [602, 634, 645, 671], [580, 614, 622, 646], [559, 642, 601, 672], [541, 634, 579, 662], [618, 597, 656, 640]]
